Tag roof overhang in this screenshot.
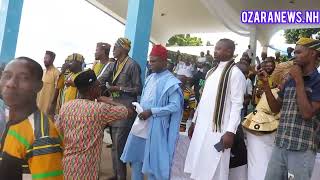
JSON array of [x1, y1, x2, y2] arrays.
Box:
[[86, 0, 229, 44], [86, 0, 320, 45]]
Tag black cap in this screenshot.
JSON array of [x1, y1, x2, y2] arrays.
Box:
[[74, 69, 97, 90]]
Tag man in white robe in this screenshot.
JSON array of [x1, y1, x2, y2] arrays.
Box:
[[184, 39, 246, 180]]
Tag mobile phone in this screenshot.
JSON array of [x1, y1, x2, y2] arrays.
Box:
[[214, 139, 224, 152]]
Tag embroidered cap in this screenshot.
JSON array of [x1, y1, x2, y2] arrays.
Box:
[[296, 37, 320, 52], [97, 42, 111, 50], [115, 38, 131, 51], [65, 53, 85, 63]]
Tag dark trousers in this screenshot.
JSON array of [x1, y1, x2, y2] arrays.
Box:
[[110, 126, 131, 180]]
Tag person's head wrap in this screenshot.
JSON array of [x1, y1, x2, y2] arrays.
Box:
[[150, 44, 167, 61], [271, 61, 294, 86], [97, 42, 111, 50], [296, 37, 320, 52], [115, 38, 131, 51], [66, 53, 85, 63], [74, 69, 97, 90]]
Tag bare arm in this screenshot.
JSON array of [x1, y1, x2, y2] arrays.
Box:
[[259, 70, 282, 113], [290, 65, 320, 120], [263, 84, 282, 113], [49, 89, 59, 114], [295, 80, 320, 119]]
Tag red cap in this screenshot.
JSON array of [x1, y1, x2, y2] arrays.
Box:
[[150, 44, 167, 61]]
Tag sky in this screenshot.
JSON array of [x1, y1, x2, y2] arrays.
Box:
[[16, 0, 125, 68], [15, 0, 287, 68]]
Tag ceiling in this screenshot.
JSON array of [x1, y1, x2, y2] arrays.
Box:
[[86, 0, 320, 45], [87, 0, 229, 43]]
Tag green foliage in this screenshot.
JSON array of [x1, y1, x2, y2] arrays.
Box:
[[284, 28, 320, 44], [167, 34, 203, 46]]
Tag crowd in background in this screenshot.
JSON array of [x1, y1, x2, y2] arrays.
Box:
[[0, 37, 320, 180]]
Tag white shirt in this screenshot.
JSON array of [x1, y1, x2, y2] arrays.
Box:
[[317, 66, 320, 73], [246, 79, 253, 95]]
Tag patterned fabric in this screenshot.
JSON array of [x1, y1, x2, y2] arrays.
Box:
[[65, 53, 84, 63], [271, 61, 294, 86], [115, 38, 131, 51], [296, 37, 320, 52], [0, 111, 63, 179], [181, 88, 196, 130], [56, 99, 127, 179], [275, 70, 320, 151], [211, 60, 235, 132], [55, 72, 80, 114]]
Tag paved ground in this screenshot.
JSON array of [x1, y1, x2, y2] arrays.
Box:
[[99, 143, 116, 180], [99, 131, 132, 180]]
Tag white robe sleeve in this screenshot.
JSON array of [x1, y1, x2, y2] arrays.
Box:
[[226, 68, 247, 134]]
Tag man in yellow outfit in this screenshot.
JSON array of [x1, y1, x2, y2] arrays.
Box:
[[50, 53, 84, 115], [37, 51, 60, 114]]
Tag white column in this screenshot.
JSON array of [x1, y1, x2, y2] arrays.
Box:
[[249, 27, 257, 65], [262, 46, 268, 53]]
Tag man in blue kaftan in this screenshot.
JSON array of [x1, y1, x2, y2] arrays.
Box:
[[121, 45, 183, 180]]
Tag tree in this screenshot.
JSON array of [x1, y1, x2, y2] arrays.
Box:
[[166, 34, 203, 46], [284, 28, 320, 44]]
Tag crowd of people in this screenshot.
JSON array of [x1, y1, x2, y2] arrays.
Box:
[[0, 37, 319, 180]]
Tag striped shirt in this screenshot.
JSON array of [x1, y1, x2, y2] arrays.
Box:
[[181, 87, 196, 130], [0, 110, 63, 179]]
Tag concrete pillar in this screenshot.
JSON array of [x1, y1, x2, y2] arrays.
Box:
[[124, 0, 154, 82], [0, 0, 24, 65], [249, 27, 257, 65]]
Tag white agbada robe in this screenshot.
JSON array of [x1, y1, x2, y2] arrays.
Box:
[[184, 61, 246, 180]]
